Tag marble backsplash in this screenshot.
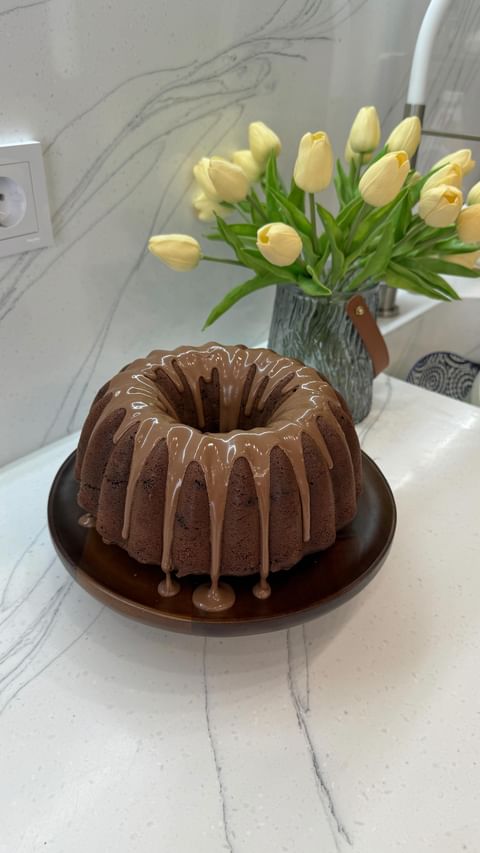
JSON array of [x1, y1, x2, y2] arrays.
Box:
[[1, 0, 478, 465]]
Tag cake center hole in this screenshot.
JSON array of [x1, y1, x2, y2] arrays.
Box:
[[152, 365, 294, 433]]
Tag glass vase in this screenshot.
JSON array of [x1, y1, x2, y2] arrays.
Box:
[[267, 284, 380, 423]]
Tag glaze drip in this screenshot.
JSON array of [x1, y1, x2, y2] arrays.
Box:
[[79, 343, 348, 600]]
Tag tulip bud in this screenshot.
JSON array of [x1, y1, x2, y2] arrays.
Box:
[[446, 251, 480, 269], [192, 192, 229, 222], [293, 131, 333, 193], [418, 184, 463, 227], [359, 151, 410, 207], [256, 222, 302, 267], [207, 159, 249, 203], [232, 149, 262, 182], [386, 116, 421, 159], [423, 162, 463, 193], [433, 148, 476, 176], [248, 121, 281, 167], [344, 140, 360, 165], [148, 234, 201, 271], [457, 204, 480, 243], [348, 106, 381, 154], [193, 157, 222, 200], [467, 180, 480, 206]]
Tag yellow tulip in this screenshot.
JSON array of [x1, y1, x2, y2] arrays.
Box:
[[348, 106, 381, 154], [192, 192, 229, 222], [418, 184, 463, 227], [467, 180, 480, 206], [359, 151, 410, 207], [232, 149, 262, 182], [256, 222, 302, 267], [193, 157, 221, 200], [293, 131, 333, 193], [208, 159, 250, 203], [148, 234, 201, 271], [433, 148, 476, 176], [457, 204, 480, 243], [386, 116, 421, 159], [446, 251, 480, 269], [248, 121, 281, 167], [423, 162, 463, 193]]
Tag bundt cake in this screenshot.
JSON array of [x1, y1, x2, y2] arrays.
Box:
[[75, 343, 362, 611]]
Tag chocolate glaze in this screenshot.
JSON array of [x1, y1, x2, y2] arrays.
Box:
[[192, 582, 236, 612], [158, 574, 180, 598], [78, 512, 96, 528], [76, 343, 350, 611], [252, 579, 272, 600]]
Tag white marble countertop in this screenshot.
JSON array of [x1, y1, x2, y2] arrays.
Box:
[[1, 375, 480, 853]]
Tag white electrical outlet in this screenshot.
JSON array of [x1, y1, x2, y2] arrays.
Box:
[[0, 141, 53, 259]]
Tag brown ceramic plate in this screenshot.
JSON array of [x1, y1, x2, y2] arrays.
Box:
[[48, 451, 396, 636]]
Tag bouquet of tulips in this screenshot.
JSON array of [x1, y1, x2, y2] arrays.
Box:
[[148, 107, 480, 328]]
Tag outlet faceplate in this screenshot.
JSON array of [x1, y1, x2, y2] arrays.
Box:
[[0, 141, 53, 258]]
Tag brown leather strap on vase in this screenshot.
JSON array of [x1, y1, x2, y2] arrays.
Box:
[[346, 294, 389, 377]]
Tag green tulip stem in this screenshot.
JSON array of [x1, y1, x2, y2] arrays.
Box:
[[309, 193, 319, 253], [248, 191, 267, 221], [202, 255, 244, 266]]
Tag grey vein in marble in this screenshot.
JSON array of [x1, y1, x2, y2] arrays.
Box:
[[0, 606, 104, 718], [203, 638, 235, 853], [0, 579, 72, 708], [286, 629, 352, 850], [0, 0, 51, 17], [0, 524, 47, 612]]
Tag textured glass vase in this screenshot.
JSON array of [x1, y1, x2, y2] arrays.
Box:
[[268, 284, 379, 423]]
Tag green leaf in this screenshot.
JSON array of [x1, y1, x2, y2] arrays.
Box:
[[350, 188, 408, 250], [334, 158, 353, 206], [384, 268, 449, 301], [405, 256, 480, 280], [264, 152, 283, 220], [248, 189, 267, 226], [297, 278, 330, 297], [336, 195, 363, 230], [237, 248, 297, 281], [313, 239, 330, 278], [298, 232, 316, 267], [269, 187, 313, 236], [203, 274, 281, 328], [432, 239, 480, 255], [288, 179, 305, 211], [386, 261, 457, 301], [205, 223, 258, 241], [346, 219, 396, 290], [305, 265, 332, 295], [413, 268, 461, 298], [394, 192, 413, 241], [214, 214, 245, 254], [316, 204, 345, 282]]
